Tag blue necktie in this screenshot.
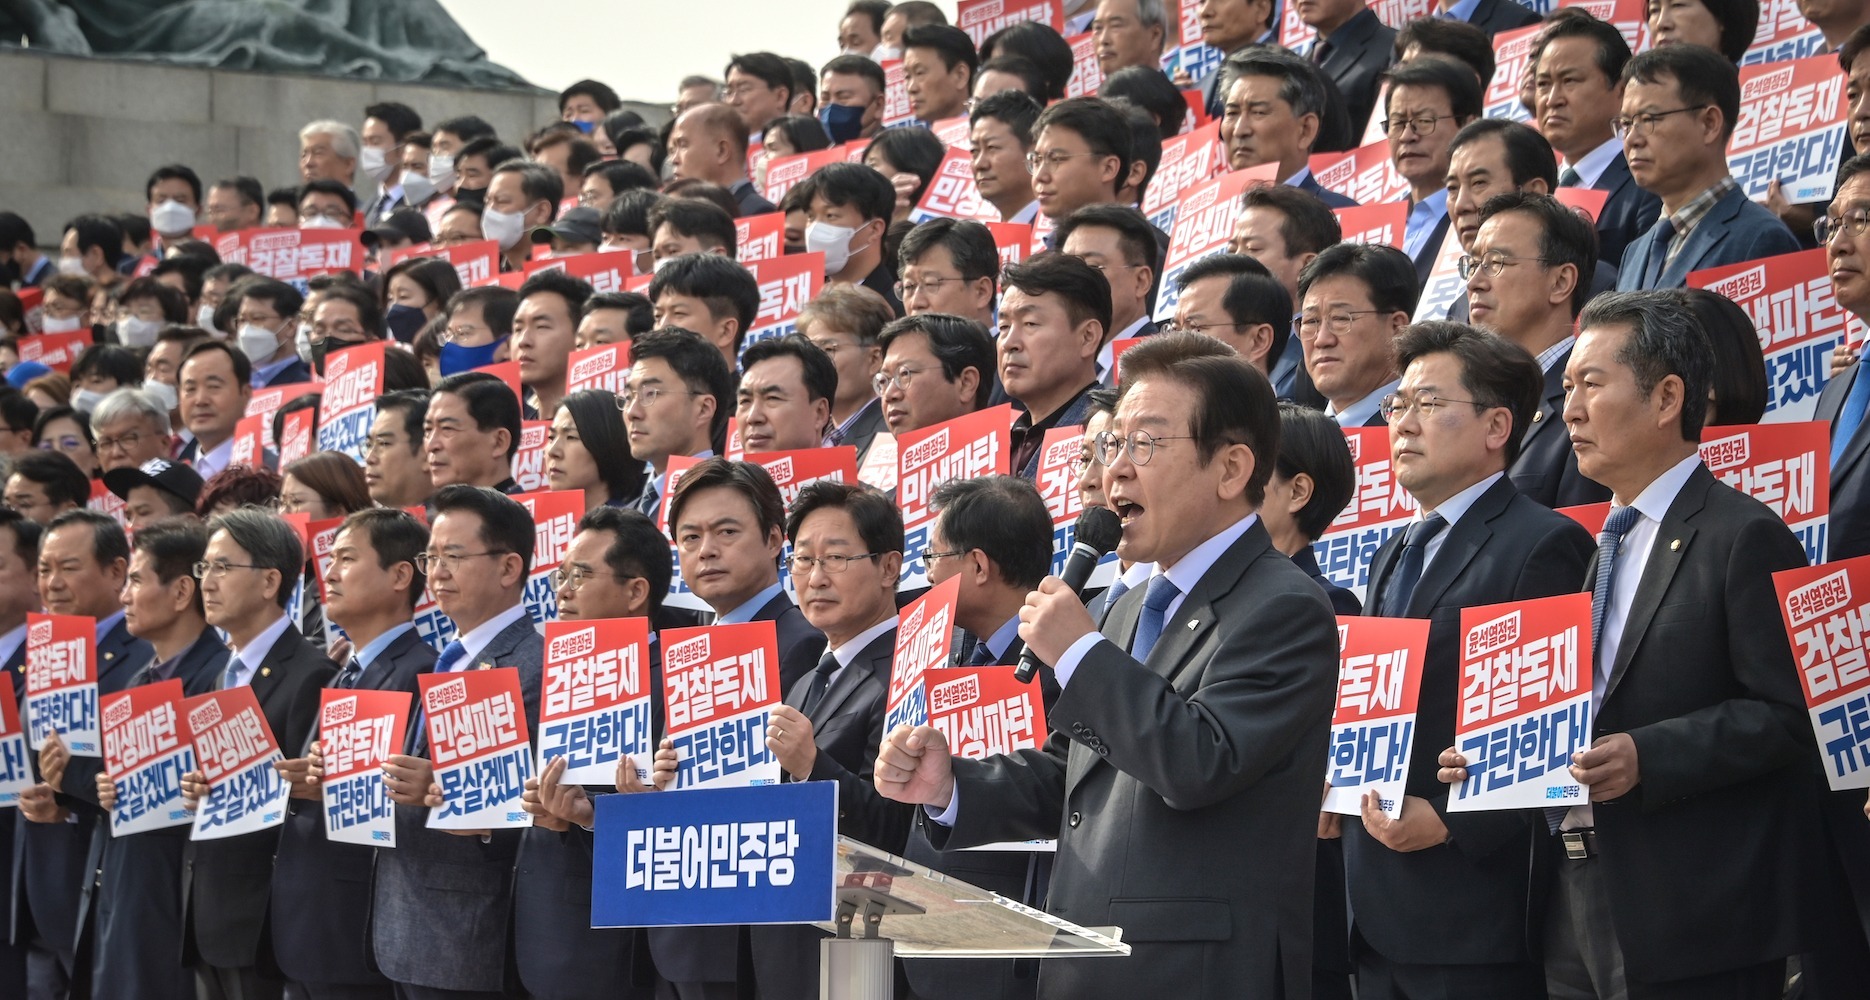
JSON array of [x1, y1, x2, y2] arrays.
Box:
[[1379, 515, 1448, 617], [1833, 369, 1870, 468], [1100, 575, 1132, 618], [1131, 575, 1182, 661], [1547, 504, 1643, 833], [1559, 167, 1583, 188], [334, 657, 364, 690], [1643, 218, 1676, 287], [415, 641, 469, 754], [969, 639, 997, 666], [222, 658, 244, 690], [637, 481, 661, 517]]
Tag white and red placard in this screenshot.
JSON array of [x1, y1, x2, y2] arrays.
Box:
[[884, 575, 962, 733], [1413, 227, 1468, 324], [524, 249, 633, 294], [897, 405, 1014, 590], [318, 688, 410, 847], [102, 679, 194, 836], [1688, 250, 1849, 422], [185, 688, 291, 840], [1567, 0, 1647, 53], [882, 59, 914, 128], [315, 342, 385, 465], [1773, 556, 1870, 789], [1698, 422, 1829, 565], [278, 407, 316, 467], [743, 253, 826, 352], [538, 617, 654, 784], [0, 684, 28, 807], [1309, 140, 1410, 209], [957, 0, 1064, 48], [661, 621, 783, 790], [19, 330, 91, 371], [223, 227, 364, 281], [1036, 424, 1120, 588], [87, 479, 125, 528], [516, 489, 583, 625], [1312, 428, 1420, 604], [1335, 203, 1408, 251], [1160, 0, 1224, 82], [244, 384, 307, 429], [988, 222, 1034, 270], [737, 212, 786, 264], [909, 149, 999, 224], [927, 663, 1045, 759], [1153, 165, 1278, 322], [25, 612, 98, 754], [1744, 0, 1828, 68], [566, 341, 633, 398], [1324, 616, 1430, 818], [765, 144, 869, 205], [388, 238, 501, 288], [1557, 502, 1612, 537], [1447, 592, 1594, 812], [1485, 24, 1542, 123], [1142, 122, 1224, 237], [511, 419, 549, 494], [420, 667, 534, 830], [229, 414, 268, 471], [1064, 31, 1104, 98], [748, 447, 859, 509], [1728, 56, 1848, 204]]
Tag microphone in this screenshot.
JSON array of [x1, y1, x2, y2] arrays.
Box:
[[1016, 506, 1124, 684]]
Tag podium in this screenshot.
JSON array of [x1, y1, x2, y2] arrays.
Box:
[[814, 836, 1130, 1000]]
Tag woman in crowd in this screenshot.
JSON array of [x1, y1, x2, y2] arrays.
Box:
[[380, 257, 464, 343], [34, 404, 100, 478], [546, 389, 648, 514]]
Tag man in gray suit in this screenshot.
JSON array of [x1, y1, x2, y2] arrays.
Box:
[[878, 332, 1340, 1000], [374, 486, 544, 1000]]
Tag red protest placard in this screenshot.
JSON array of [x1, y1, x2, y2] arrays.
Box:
[[930, 116, 972, 150], [539, 617, 654, 784], [884, 575, 962, 732], [957, 0, 1064, 48], [244, 384, 305, 426], [315, 342, 386, 464], [1107, 337, 1147, 383], [1414, 226, 1467, 323], [185, 687, 290, 839], [510, 419, 549, 494], [1141, 122, 1225, 236], [565, 341, 633, 397], [1566, 0, 1648, 52], [927, 664, 1046, 758], [1689, 250, 1848, 422], [1335, 203, 1408, 250], [1447, 592, 1593, 813], [746, 447, 860, 508], [87, 479, 125, 527], [1065, 31, 1103, 98], [19, 330, 92, 371], [229, 414, 268, 471], [765, 145, 860, 206], [25, 612, 97, 753], [0, 683, 28, 806], [101, 678, 194, 835], [988, 222, 1034, 269], [1162, 0, 1225, 82], [1311, 427, 1420, 605], [515, 488, 583, 624], [1557, 502, 1611, 536], [1554, 187, 1610, 224], [1698, 422, 1829, 564], [1154, 165, 1278, 322], [1309, 140, 1410, 209], [1772, 556, 1870, 789], [1324, 616, 1431, 818], [1485, 24, 1541, 123], [660, 620, 783, 789], [388, 239, 501, 288], [744, 253, 825, 348], [318, 688, 409, 846], [882, 59, 914, 128], [306, 515, 344, 604], [1035, 424, 1118, 587], [419, 667, 533, 830], [524, 250, 634, 294], [898, 405, 1015, 589], [236, 228, 366, 280], [1746, 0, 1827, 65], [278, 408, 316, 467], [473, 359, 523, 404], [737, 212, 786, 264], [909, 149, 999, 224], [1730, 56, 1847, 204]]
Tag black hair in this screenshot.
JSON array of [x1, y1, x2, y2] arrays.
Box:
[[69, 345, 141, 390], [764, 115, 833, 157], [976, 55, 1048, 98], [978, 21, 1071, 102], [48, 508, 131, 566], [1475, 191, 1597, 317], [876, 313, 996, 394], [1001, 251, 1114, 340], [65, 215, 125, 268], [145, 164, 203, 206], [434, 371, 523, 459], [1273, 401, 1356, 541], [1176, 253, 1294, 365], [784, 479, 904, 555], [968, 88, 1044, 145], [430, 484, 535, 576], [1394, 321, 1543, 465], [1537, 8, 1632, 84], [1032, 97, 1132, 187], [448, 286, 521, 340], [1055, 203, 1160, 273], [1579, 290, 1714, 441], [740, 334, 840, 408], [1117, 332, 1278, 506], [865, 127, 946, 205], [724, 52, 796, 103], [1239, 185, 1344, 256], [434, 115, 498, 144], [1677, 288, 1767, 427], [0, 507, 40, 565], [1447, 118, 1558, 190], [648, 198, 739, 257], [558, 79, 622, 113], [119, 276, 189, 322], [493, 161, 565, 216], [12, 450, 91, 509], [0, 212, 34, 252], [232, 276, 305, 321], [298, 178, 358, 217], [628, 329, 736, 453], [903, 24, 981, 79], [898, 218, 1000, 284], [929, 475, 1052, 589], [516, 268, 595, 326], [607, 126, 667, 175], [809, 162, 896, 224], [1100, 65, 1186, 139], [585, 291, 656, 337], [820, 53, 888, 95], [0, 387, 37, 436], [1382, 55, 1483, 123], [847, 0, 890, 34], [266, 187, 300, 210], [1394, 17, 1496, 83], [603, 189, 666, 242], [364, 101, 423, 140], [337, 507, 429, 609], [561, 389, 648, 505], [1622, 43, 1742, 140], [575, 506, 671, 616], [667, 457, 786, 544], [646, 254, 761, 352], [376, 389, 431, 454], [150, 255, 211, 304], [1298, 242, 1420, 316], [180, 339, 254, 387]]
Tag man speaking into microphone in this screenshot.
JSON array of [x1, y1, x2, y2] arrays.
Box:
[[877, 332, 1340, 1000]]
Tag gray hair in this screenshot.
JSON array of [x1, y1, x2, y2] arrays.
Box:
[[206, 507, 304, 607], [89, 387, 171, 436], [1125, 0, 1167, 30], [1577, 290, 1712, 443], [299, 119, 360, 161], [1220, 45, 1327, 123]]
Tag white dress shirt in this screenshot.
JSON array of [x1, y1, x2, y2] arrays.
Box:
[[226, 611, 291, 688]]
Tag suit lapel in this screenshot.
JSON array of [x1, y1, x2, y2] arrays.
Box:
[[1828, 366, 1870, 484], [1519, 356, 1568, 454], [96, 619, 149, 691], [1365, 534, 1403, 616], [1409, 480, 1512, 616], [248, 624, 298, 704], [1669, 191, 1739, 280], [807, 631, 889, 728], [1604, 470, 1709, 700]]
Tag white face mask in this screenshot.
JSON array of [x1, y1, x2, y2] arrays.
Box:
[[360, 146, 396, 185], [482, 206, 528, 250], [300, 215, 347, 230], [195, 302, 218, 332], [429, 153, 457, 192], [872, 44, 901, 61], [296, 322, 315, 367], [57, 255, 87, 277], [149, 199, 196, 236], [238, 322, 282, 364], [71, 388, 105, 413], [144, 378, 179, 412], [118, 315, 163, 348], [399, 170, 436, 206], [40, 313, 82, 334], [805, 220, 867, 276]]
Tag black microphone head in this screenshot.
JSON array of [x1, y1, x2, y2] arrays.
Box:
[[1074, 505, 1123, 556]]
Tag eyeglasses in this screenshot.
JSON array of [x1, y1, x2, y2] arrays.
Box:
[[1458, 253, 1557, 280], [1817, 209, 1870, 245], [192, 560, 264, 579], [895, 276, 968, 299], [615, 386, 704, 411], [788, 552, 881, 575], [921, 547, 965, 563], [1161, 321, 1248, 337], [1378, 390, 1486, 422], [413, 550, 505, 575], [269, 495, 327, 514], [1378, 114, 1456, 136], [94, 429, 144, 452], [1297, 310, 1387, 340], [1610, 105, 1709, 138], [872, 366, 929, 394], [1026, 150, 1105, 174], [38, 437, 85, 452], [552, 564, 638, 591], [1092, 429, 1198, 467]]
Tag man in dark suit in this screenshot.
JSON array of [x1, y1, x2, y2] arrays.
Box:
[[86, 520, 228, 1000], [1464, 192, 1613, 509], [879, 332, 1340, 1000], [1191, 0, 1278, 121], [1228, 186, 1342, 404], [423, 372, 528, 498], [1443, 290, 1818, 998], [179, 508, 335, 1000], [1002, 254, 1108, 480], [176, 341, 267, 482], [0, 510, 34, 999], [1299, 242, 1418, 428], [1613, 46, 1800, 291], [797, 288, 893, 467], [374, 486, 544, 1000], [1057, 206, 1161, 380], [231, 278, 314, 390], [619, 331, 734, 522], [1305, 0, 1397, 136], [668, 458, 827, 692], [903, 475, 1059, 1000], [669, 104, 778, 216], [1218, 50, 1359, 210], [1534, 11, 1661, 268], [15, 509, 152, 1000], [1442, 0, 1540, 37], [749, 480, 912, 1000], [275, 510, 436, 1000], [1347, 323, 1593, 999], [1382, 59, 1478, 286]]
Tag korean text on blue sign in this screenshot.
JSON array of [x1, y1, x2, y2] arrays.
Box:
[[1774, 557, 1870, 789], [1448, 593, 1593, 812]]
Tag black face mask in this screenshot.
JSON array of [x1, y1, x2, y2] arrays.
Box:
[[453, 185, 487, 207], [310, 338, 329, 377]]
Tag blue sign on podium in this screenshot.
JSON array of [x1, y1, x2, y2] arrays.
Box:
[[591, 781, 838, 927]]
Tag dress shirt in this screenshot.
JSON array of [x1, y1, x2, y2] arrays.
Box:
[[450, 603, 530, 668], [251, 355, 299, 387], [192, 436, 236, 481], [718, 581, 785, 625], [978, 613, 1023, 664], [1404, 189, 1450, 260], [1005, 200, 1040, 225], [353, 622, 416, 678], [1328, 378, 1401, 429], [821, 615, 900, 692], [1536, 335, 1576, 375], [1560, 136, 1623, 189], [1417, 471, 1503, 569], [1441, 0, 1482, 18], [226, 611, 291, 688]]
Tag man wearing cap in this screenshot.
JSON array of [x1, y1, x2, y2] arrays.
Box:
[[669, 103, 779, 216], [530, 207, 603, 258], [360, 209, 434, 264], [105, 458, 204, 533]]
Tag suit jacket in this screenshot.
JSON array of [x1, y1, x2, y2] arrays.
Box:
[[1346, 477, 1592, 966], [0, 638, 21, 993], [732, 178, 779, 217], [13, 617, 151, 968], [87, 628, 228, 1000], [182, 621, 333, 971], [750, 625, 911, 1000], [262, 359, 315, 388], [754, 590, 829, 696], [1297, 172, 1358, 209], [371, 613, 543, 992], [927, 519, 1339, 1000], [1315, 8, 1397, 137], [271, 628, 432, 987], [1585, 153, 1662, 270], [1588, 464, 1817, 982], [1291, 544, 1361, 615], [841, 396, 889, 468], [1015, 386, 1100, 480], [1616, 184, 1800, 291], [1507, 346, 1612, 509], [1817, 363, 1870, 561], [1466, 0, 1541, 36], [1412, 213, 1451, 289]]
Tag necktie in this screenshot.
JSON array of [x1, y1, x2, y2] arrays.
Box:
[[1102, 575, 1132, 617], [222, 658, 245, 690], [1644, 218, 1676, 286], [1589, 505, 1643, 694], [334, 657, 364, 689], [637, 481, 661, 517], [1833, 368, 1870, 468], [1131, 574, 1182, 661], [134, 661, 163, 686], [969, 639, 997, 666], [415, 641, 469, 753], [798, 650, 838, 717], [1379, 515, 1449, 617], [1558, 167, 1583, 188], [1310, 36, 1331, 65]]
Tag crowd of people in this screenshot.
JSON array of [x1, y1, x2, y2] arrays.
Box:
[[0, 0, 1868, 998]]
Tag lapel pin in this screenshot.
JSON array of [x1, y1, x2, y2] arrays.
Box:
[[1187, 620, 1199, 630], [104, 651, 114, 660], [1670, 539, 1682, 551], [261, 667, 271, 677], [1532, 411, 1543, 423]]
